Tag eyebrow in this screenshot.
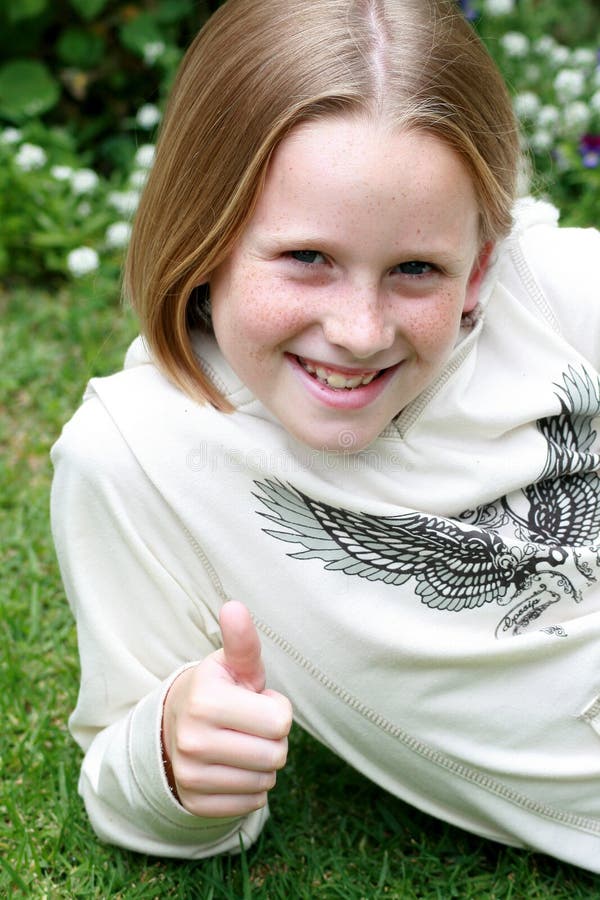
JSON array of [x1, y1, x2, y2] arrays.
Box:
[[257, 230, 472, 265]]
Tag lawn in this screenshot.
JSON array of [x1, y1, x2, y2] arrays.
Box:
[[3, 0, 600, 895], [4, 257, 600, 900]]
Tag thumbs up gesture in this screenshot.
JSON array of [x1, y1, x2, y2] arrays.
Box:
[[161, 601, 293, 818]]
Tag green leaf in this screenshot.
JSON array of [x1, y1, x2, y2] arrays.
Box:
[[56, 27, 105, 68], [154, 0, 194, 24], [119, 14, 164, 56], [68, 0, 108, 21], [0, 60, 60, 121], [5, 0, 48, 23]]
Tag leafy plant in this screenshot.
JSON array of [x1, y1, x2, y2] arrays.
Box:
[[467, 0, 600, 225], [0, 122, 152, 283], [0, 0, 222, 172]]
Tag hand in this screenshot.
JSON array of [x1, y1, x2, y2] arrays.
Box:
[[162, 600, 293, 818]]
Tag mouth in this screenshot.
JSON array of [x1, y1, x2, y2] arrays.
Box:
[[295, 355, 386, 390]]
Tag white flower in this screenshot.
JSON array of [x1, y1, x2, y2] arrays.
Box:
[[561, 101, 591, 134], [571, 48, 596, 68], [105, 221, 132, 248], [513, 91, 541, 121], [550, 45, 570, 67], [14, 142, 47, 171], [529, 130, 553, 153], [500, 32, 530, 58], [594, 68, 600, 89], [537, 105, 560, 129], [143, 41, 165, 65], [134, 144, 155, 168], [554, 68, 586, 102], [0, 127, 22, 144], [67, 247, 99, 277], [136, 103, 161, 129], [107, 190, 140, 216], [51, 165, 73, 181], [129, 169, 148, 190], [77, 201, 92, 217], [70, 168, 99, 194], [483, 0, 514, 14], [534, 36, 556, 56], [524, 64, 541, 83], [591, 90, 600, 115]]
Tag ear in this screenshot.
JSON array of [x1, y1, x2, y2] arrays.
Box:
[[463, 241, 495, 314]]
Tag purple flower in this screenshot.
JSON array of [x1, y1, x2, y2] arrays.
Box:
[[580, 134, 600, 168], [458, 0, 478, 21]]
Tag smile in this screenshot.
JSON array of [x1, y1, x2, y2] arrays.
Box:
[[296, 355, 383, 390]]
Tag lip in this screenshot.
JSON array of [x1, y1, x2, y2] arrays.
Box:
[[287, 353, 401, 410]]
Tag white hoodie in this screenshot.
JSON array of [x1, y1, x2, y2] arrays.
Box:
[[51, 201, 600, 870]]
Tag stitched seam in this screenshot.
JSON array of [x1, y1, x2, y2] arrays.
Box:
[[580, 696, 600, 723], [508, 236, 561, 335], [254, 617, 600, 836], [182, 524, 229, 602], [390, 323, 483, 438], [196, 358, 229, 397]]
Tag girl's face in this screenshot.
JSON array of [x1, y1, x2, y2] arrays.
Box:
[[209, 116, 491, 452]]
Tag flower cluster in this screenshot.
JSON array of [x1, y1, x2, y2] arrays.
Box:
[[3, 5, 599, 284], [459, 0, 599, 225], [506, 37, 599, 157], [0, 115, 159, 281]]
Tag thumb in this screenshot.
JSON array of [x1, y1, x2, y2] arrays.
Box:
[[219, 600, 265, 693]]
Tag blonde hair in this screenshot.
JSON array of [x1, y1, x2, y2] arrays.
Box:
[[125, 0, 519, 409]]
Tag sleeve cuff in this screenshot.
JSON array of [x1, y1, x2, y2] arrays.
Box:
[[127, 665, 270, 854]]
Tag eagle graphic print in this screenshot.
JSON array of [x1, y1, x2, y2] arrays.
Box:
[[253, 366, 600, 636]]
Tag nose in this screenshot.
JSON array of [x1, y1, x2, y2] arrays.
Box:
[[321, 286, 396, 359]]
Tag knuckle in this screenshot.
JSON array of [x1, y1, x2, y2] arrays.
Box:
[[173, 761, 199, 793], [174, 731, 194, 757], [271, 697, 293, 736], [185, 796, 221, 818], [188, 692, 218, 723], [174, 727, 211, 761]]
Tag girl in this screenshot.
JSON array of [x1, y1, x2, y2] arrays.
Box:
[[51, 0, 600, 872]]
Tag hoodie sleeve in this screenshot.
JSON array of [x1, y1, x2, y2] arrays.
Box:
[[50, 393, 269, 858]]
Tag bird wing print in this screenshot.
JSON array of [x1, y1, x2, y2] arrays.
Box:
[[253, 479, 552, 612], [523, 365, 600, 546], [537, 365, 600, 482]]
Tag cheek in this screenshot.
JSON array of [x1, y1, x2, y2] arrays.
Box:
[[225, 272, 309, 342], [243, 301, 307, 345], [404, 290, 465, 354], [213, 276, 310, 368]]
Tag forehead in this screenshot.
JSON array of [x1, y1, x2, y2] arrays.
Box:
[[250, 116, 481, 249]]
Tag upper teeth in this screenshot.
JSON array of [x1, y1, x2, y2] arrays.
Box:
[[300, 358, 378, 389]]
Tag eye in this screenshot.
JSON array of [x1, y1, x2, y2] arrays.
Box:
[[394, 260, 434, 277], [288, 250, 325, 265]]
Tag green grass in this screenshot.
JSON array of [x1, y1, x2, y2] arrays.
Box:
[[3, 276, 600, 898], [2, 0, 600, 889]]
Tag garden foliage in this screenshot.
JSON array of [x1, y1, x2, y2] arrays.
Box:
[[2, 4, 600, 896], [0, 0, 220, 171], [0, 0, 599, 286]]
